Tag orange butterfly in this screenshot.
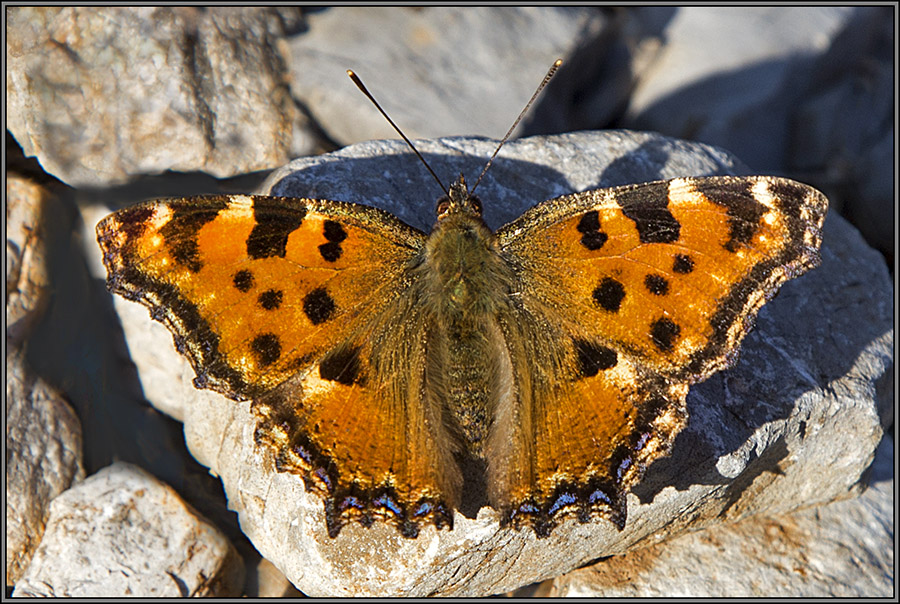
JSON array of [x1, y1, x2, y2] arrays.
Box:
[[96, 64, 827, 539]]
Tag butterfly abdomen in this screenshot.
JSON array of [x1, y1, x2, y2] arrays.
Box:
[[421, 211, 517, 456]]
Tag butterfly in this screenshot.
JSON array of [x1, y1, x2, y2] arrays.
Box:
[[96, 168, 826, 539], [96, 66, 828, 540]]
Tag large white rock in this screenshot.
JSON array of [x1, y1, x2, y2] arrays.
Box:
[[12, 462, 244, 597], [5, 349, 85, 584], [286, 7, 608, 145], [6, 6, 304, 187]]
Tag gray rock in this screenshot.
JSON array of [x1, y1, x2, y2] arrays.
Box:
[[12, 462, 244, 597], [787, 7, 893, 262], [6, 6, 304, 187], [286, 7, 608, 146], [622, 6, 862, 173], [6, 349, 85, 584], [98, 131, 891, 596], [6, 175, 52, 346], [549, 435, 894, 597]]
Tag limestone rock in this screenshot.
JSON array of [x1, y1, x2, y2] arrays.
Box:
[[12, 462, 244, 597], [286, 7, 609, 146], [251, 558, 305, 598], [549, 435, 894, 597], [6, 6, 303, 187], [6, 175, 52, 345], [622, 6, 861, 172], [105, 131, 889, 596], [6, 349, 85, 585]]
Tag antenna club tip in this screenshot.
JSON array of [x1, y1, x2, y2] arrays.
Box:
[[554, 58, 563, 67], [346, 69, 356, 77]]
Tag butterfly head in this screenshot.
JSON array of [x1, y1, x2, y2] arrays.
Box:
[[436, 174, 483, 221]]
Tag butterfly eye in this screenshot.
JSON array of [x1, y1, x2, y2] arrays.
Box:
[[436, 199, 451, 217], [470, 197, 483, 215]]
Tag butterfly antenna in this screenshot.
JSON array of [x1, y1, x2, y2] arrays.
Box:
[[347, 69, 449, 197], [470, 59, 562, 196]]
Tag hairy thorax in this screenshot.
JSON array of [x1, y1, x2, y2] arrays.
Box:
[[421, 212, 513, 455]]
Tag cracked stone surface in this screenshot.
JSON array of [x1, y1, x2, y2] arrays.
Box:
[[549, 435, 894, 597], [12, 462, 244, 597]]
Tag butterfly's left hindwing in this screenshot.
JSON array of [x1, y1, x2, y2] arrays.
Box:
[[97, 194, 461, 537], [489, 175, 827, 534]]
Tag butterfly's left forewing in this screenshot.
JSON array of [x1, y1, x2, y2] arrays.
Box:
[[489, 175, 827, 534], [97, 195, 461, 537]]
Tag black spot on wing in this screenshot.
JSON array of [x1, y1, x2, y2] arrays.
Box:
[[233, 269, 254, 292], [574, 339, 618, 377], [258, 289, 283, 310], [319, 220, 347, 262], [616, 182, 680, 244], [247, 201, 307, 259], [650, 317, 680, 352], [644, 274, 669, 296], [576, 210, 608, 251], [159, 198, 227, 273], [323, 220, 347, 242], [251, 333, 281, 367], [303, 287, 335, 325], [577, 210, 600, 233], [319, 345, 364, 385], [593, 277, 625, 312], [673, 254, 694, 274], [318, 242, 343, 262]]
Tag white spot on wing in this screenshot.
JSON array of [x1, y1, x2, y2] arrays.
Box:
[[752, 179, 777, 209]]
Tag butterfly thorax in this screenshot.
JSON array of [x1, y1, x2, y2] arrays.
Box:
[[421, 178, 514, 455]]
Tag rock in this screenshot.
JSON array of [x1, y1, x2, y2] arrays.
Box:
[[12, 462, 244, 597], [549, 435, 894, 597], [251, 558, 305, 598], [6, 349, 85, 585], [109, 291, 196, 423], [285, 7, 609, 146], [94, 130, 891, 596], [6, 6, 304, 187], [621, 6, 863, 173], [787, 6, 894, 263], [6, 175, 52, 346]]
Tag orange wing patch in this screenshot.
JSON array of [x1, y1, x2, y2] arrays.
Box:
[[98, 195, 424, 398], [499, 176, 825, 379], [498, 356, 688, 536], [252, 321, 460, 538], [491, 175, 826, 534], [98, 195, 461, 537]]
